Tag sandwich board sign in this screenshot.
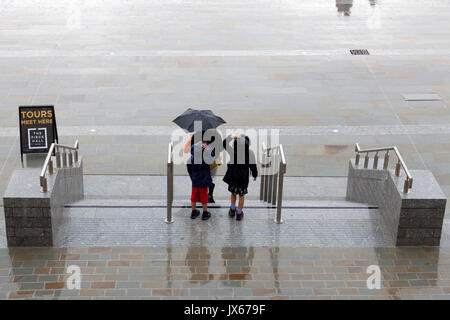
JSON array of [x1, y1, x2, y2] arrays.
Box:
[[18, 105, 58, 163]]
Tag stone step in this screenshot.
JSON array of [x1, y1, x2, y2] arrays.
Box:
[[55, 205, 391, 247], [66, 198, 375, 209], [83, 175, 348, 201]]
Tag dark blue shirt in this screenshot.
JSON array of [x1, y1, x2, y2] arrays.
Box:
[[187, 142, 215, 188]]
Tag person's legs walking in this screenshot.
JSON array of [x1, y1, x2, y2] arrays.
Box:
[[208, 183, 215, 203], [238, 195, 245, 210], [236, 195, 245, 220], [190, 187, 200, 219], [199, 187, 211, 220], [231, 193, 237, 206], [229, 192, 237, 217]]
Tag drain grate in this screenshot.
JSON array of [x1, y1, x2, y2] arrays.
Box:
[[350, 49, 370, 55]]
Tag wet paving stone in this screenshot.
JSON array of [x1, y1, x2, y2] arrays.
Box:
[[0, 246, 450, 299]]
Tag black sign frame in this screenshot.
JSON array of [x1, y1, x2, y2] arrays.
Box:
[[18, 105, 59, 163]]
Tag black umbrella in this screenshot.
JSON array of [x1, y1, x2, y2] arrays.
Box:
[[172, 108, 226, 132]]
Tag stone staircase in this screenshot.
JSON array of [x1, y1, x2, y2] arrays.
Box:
[[81, 175, 349, 201], [46, 175, 395, 248]]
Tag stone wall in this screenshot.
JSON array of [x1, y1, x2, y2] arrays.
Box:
[[347, 159, 447, 246], [3, 159, 83, 247]]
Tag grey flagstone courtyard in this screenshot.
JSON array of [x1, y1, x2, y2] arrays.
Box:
[[1, 0, 450, 300]]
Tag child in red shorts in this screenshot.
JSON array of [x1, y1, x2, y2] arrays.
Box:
[[187, 140, 215, 220], [191, 186, 208, 212]]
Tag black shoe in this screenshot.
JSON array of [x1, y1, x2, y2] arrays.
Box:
[[208, 184, 215, 203], [228, 207, 236, 217], [191, 209, 200, 219], [236, 211, 244, 221], [202, 211, 211, 220]]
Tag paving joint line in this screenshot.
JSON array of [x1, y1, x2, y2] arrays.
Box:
[[64, 205, 378, 209]]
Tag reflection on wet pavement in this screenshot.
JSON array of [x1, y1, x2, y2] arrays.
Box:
[[50, 206, 394, 248], [336, 0, 353, 16], [0, 246, 449, 300]]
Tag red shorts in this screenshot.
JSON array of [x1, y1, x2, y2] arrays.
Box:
[[191, 187, 208, 204]]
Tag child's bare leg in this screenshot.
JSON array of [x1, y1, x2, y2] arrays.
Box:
[[191, 202, 196, 211], [231, 193, 237, 206], [238, 195, 245, 210], [202, 203, 208, 212]]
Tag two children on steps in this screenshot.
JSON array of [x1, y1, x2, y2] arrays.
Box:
[[186, 131, 258, 221]]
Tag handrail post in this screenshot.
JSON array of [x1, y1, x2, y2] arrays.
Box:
[[267, 150, 273, 204], [260, 144, 267, 201], [260, 150, 265, 200], [74, 140, 79, 163], [275, 160, 285, 224], [403, 179, 410, 194], [373, 152, 379, 169], [355, 143, 360, 165], [48, 158, 54, 175], [271, 151, 278, 206], [166, 143, 174, 224], [364, 153, 369, 168], [263, 149, 270, 202], [383, 151, 389, 170], [62, 148, 67, 168], [68, 150, 73, 167], [40, 176, 48, 193], [56, 147, 61, 168], [395, 161, 401, 176]]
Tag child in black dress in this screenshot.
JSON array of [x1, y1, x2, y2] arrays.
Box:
[[222, 134, 258, 220]]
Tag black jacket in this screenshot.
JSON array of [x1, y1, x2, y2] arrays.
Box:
[[222, 136, 258, 189]]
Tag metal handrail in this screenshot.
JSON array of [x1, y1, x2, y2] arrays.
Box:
[[166, 142, 174, 224], [260, 143, 287, 224], [40, 140, 80, 193], [354, 143, 412, 193]]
